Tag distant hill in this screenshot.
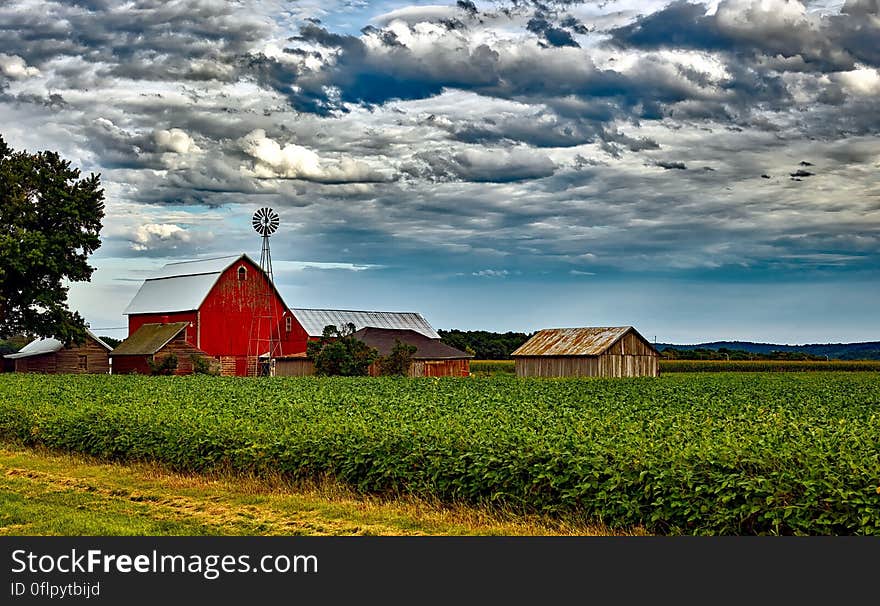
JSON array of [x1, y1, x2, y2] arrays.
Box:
[[655, 341, 880, 361]]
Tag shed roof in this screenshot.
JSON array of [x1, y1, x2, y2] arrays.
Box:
[[291, 308, 440, 339], [511, 327, 657, 357], [124, 254, 267, 315], [4, 329, 113, 359], [110, 322, 188, 356], [352, 327, 473, 359]]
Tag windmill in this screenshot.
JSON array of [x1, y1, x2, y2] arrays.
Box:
[[247, 207, 282, 376]]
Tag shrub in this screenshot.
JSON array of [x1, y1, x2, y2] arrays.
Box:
[[378, 339, 417, 376], [148, 353, 178, 376], [190, 354, 217, 375], [307, 323, 378, 376]]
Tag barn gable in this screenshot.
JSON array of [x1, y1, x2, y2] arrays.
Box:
[[124, 254, 286, 315]]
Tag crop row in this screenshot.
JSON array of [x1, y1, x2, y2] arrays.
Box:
[[1, 373, 878, 534]]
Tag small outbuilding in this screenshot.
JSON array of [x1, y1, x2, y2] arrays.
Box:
[[3, 330, 112, 374], [511, 326, 659, 378], [353, 327, 473, 377], [110, 322, 212, 375]]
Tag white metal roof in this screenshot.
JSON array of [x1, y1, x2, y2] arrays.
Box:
[[4, 329, 112, 359], [148, 255, 242, 280], [290, 309, 440, 339], [124, 254, 255, 315]]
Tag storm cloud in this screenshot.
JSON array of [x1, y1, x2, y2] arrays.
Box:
[[1, 0, 878, 341]]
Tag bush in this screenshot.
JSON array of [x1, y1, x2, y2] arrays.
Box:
[[148, 354, 178, 376], [306, 323, 378, 376], [190, 354, 217, 375], [378, 340, 417, 376]]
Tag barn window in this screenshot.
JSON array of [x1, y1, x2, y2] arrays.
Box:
[[238, 266, 247, 281], [78, 355, 88, 371], [285, 316, 292, 332]]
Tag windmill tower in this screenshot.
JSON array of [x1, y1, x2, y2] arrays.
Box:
[[247, 207, 282, 376]]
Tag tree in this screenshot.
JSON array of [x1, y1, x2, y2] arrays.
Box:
[[306, 323, 378, 376], [378, 339, 417, 376], [0, 134, 105, 345]]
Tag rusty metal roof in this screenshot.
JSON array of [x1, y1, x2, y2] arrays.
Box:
[[290, 308, 440, 339], [110, 322, 188, 355], [511, 327, 640, 356]]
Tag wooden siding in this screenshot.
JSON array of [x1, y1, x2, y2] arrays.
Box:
[[598, 354, 658, 377], [13, 337, 110, 374], [515, 356, 600, 378], [516, 354, 658, 378], [604, 330, 657, 356], [275, 358, 315, 377], [367, 358, 470, 377], [153, 335, 212, 375], [414, 359, 470, 377], [278, 358, 471, 377]]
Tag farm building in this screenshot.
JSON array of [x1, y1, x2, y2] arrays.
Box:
[[274, 323, 468, 378], [118, 253, 451, 377], [3, 329, 112, 374], [273, 352, 314, 377], [353, 327, 472, 377], [289, 308, 440, 340], [110, 322, 213, 375], [511, 326, 659, 378], [120, 254, 302, 376]]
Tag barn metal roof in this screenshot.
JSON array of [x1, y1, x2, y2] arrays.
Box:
[[511, 327, 642, 357], [290, 308, 440, 339], [124, 254, 261, 315], [352, 327, 473, 359], [4, 330, 113, 359], [110, 322, 189, 355]]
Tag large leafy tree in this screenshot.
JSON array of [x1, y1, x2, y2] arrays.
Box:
[[0, 134, 105, 344]]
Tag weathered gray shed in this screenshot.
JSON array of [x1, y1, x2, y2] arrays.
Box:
[[511, 326, 659, 378]]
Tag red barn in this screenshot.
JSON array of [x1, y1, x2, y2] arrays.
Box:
[[119, 254, 301, 376]]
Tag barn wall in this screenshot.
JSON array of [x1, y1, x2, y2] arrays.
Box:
[[597, 354, 659, 377], [515, 356, 600, 377], [275, 359, 315, 376], [14, 337, 110, 374], [515, 353, 658, 377], [366, 358, 470, 377], [111, 355, 152, 375], [15, 353, 56, 373], [154, 335, 212, 375], [604, 330, 657, 356]]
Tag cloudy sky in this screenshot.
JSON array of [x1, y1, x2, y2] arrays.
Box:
[[2, 0, 878, 343]]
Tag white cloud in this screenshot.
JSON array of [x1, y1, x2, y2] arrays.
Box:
[[472, 269, 510, 277], [0, 53, 39, 79], [238, 129, 386, 183], [130, 223, 192, 251], [154, 128, 198, 154], [835, 67, 880, 96]]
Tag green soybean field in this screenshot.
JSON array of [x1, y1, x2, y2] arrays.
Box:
[[1, 372, 878, 535]]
